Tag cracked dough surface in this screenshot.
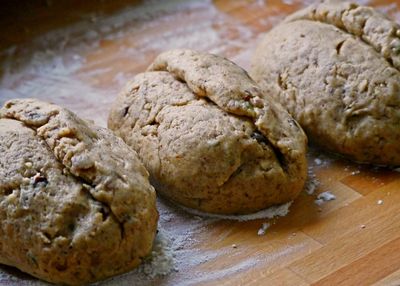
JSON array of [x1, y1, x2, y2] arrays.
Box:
[[251, 1, 400, 166], [108, 49, 307, 214], [0, 99, 158, 285]]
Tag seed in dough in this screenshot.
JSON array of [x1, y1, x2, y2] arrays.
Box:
[[0, 98, 158, 285], [108, 49, 308, 215], [251, 1, 400, 166]]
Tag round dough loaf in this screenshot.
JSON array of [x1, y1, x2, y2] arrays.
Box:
[[108, 49, 307, 214], [0, 99, 158, 285], [251, 1, 400, 166]]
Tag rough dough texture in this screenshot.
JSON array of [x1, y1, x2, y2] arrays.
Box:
[[108, 49, 307, 214], [251, 1, 400, 166], [0, 99, 158, 285]]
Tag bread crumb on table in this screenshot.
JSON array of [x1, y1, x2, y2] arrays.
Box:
[[257, 223, 270, 236], [315, 191, 336, 206]]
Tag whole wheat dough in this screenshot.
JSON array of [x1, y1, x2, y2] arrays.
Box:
[[0, 99, 158, 285], [251, 1, 400, 166], [108, 49, 307, 214]]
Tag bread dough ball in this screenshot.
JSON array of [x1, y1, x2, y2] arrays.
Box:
[[109, 49, 307, 214], [0, 99, 158, 285], [251, 2, 400, 166]]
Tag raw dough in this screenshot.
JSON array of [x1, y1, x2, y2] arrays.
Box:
[[251, 1, 400, 165], [0, 99, 158, 285], [108, 49, 307, 214]]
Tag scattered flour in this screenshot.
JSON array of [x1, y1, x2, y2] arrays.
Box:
[[180, 257, 259, 286], [140, 230, 177, 278], [1, 0, 255, 128], [304, 167, 319, 195], [177, 202, 292, 222], [315, 191, 336, 206], [257, 222, 271, 236], [314, 158, 323, 166]]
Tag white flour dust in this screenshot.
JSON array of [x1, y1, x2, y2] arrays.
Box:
[[140, 231, 177, 278], [1, 0, 256, 128], [315, 191, 336, 206], [304, 167, 319, 195], [177, 202, 292, 222], [257, 222, 271, 236], [98, 197, 295, 285]]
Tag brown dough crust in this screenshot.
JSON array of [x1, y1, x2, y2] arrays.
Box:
[[251, 1, 400, 165], [108, 49, 307, 214], [0, 99, 158, 285]]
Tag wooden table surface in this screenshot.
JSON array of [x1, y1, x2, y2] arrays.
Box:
[[1, 0, 400, 285]]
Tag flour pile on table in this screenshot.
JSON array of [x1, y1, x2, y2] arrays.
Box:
[[315, 192, 337, 206]]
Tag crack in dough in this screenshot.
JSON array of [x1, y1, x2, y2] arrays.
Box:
[[285, 1, 400, 70], [109, 49, 307, 214]]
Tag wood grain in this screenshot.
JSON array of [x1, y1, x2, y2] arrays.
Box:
[[1, 0, 400, 285], [312, 236, 400, 286], [374, 269, 400, 286]]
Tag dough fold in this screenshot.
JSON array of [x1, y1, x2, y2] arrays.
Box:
[[109, 49, 307, 214]]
